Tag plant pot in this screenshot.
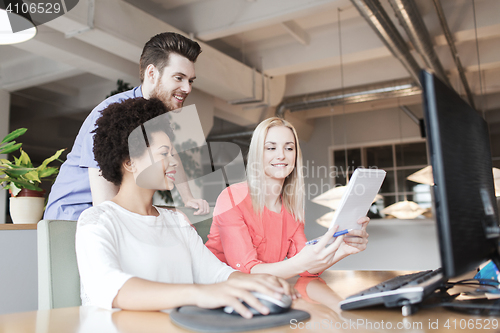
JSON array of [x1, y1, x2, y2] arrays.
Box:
[[9, 189, 46, 224]]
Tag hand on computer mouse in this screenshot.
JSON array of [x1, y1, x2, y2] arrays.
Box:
[[223, 291, 292, 316], [194, 272, 294, 319]]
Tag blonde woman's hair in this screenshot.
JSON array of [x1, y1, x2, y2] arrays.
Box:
[[246, 117, 305, 222]]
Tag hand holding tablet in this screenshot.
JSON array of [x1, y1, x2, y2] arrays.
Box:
[[307, 168, 386, 245]]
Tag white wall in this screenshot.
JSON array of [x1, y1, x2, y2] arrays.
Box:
[[0, 90, 10, 224], [300, 107, 423, 238], [0, 230, 38, 315]]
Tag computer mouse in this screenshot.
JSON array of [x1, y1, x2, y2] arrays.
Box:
[[223, 291, 292, 316]]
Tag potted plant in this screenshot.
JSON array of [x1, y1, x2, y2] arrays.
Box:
[[0, 128, 64, 224]]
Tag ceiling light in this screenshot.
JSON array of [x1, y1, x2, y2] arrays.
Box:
[[311, 186, 347, 210], [381, 200, 427, 219], [406, 165, 434, 185], [0, 9, 37, 45], [408, 166, 500, 196]]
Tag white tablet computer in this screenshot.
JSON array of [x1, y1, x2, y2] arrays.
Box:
[[328, 168, 386, 231]]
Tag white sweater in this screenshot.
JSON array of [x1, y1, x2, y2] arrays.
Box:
[[76, 201, 235, 309]]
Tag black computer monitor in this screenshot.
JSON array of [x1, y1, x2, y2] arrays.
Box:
[[421, 70, 500, 279]]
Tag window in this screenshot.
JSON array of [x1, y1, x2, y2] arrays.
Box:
[[332, 141, 431, 218]]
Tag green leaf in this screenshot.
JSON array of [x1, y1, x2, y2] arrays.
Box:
[[18, 149, 32, 167], [0, 130, 64, 192], [5, 164, 31, 170], [38, 167, 58, 178], [4, 179, 40, 192], [0, 142, 22, 155], [0, 160, 15, 170], [1, 128, 27, 144], [1, 143, 22, 155], [0, 141, 15, 149], [3, 168, 32, 177], [39, 148, 65, 170], [24, 170, 41, 183]]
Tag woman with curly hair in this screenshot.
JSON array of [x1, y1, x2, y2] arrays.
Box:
[[75, 98, 295, 317], [206, 117, 370, 279]]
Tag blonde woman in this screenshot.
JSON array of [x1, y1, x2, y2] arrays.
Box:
[[206, 117, 370, 279]]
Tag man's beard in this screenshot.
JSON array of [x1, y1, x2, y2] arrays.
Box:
[[150, 81, 179, 111]]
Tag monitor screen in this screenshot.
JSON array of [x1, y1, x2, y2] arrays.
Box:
[[421, 70, 500, 279]]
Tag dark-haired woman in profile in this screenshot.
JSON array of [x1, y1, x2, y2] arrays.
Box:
[[75, 98, 294, 318]]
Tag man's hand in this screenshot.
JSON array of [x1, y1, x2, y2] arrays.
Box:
[[184, 198, 210, 215]]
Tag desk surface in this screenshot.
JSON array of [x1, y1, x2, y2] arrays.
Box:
[[0, 270, 497, 333], [0, 224, 37, 230]]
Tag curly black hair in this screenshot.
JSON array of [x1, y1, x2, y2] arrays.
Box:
[[92, 97, 173, 186]]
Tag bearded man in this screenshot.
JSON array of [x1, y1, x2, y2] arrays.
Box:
[[44, 32, 209, 221]]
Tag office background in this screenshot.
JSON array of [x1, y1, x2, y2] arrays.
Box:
[[1, 0, 499, 315]]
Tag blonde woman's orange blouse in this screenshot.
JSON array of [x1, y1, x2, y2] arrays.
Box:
[[205, 182, 318, 277]]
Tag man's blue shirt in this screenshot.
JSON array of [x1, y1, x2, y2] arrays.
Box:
[[44, 87, 143, 221]]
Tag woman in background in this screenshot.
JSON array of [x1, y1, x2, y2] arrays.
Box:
[[75, 99, 294, 318], [206, 117, 369, 279]]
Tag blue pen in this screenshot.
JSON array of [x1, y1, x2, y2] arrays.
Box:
[[305, 229, 351, 246]]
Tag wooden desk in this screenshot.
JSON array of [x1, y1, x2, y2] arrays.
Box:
[[0, 224, 37, 230], [0, 271, 498, 333]]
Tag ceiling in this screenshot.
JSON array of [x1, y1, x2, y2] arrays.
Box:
[[1, 0, 500, 162]]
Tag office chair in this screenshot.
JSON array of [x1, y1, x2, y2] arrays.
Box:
[[36, 211, 211, 310], [175, 207, 214, 243], [37, 220, 81, 310], [194, 218, 213, 243]]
